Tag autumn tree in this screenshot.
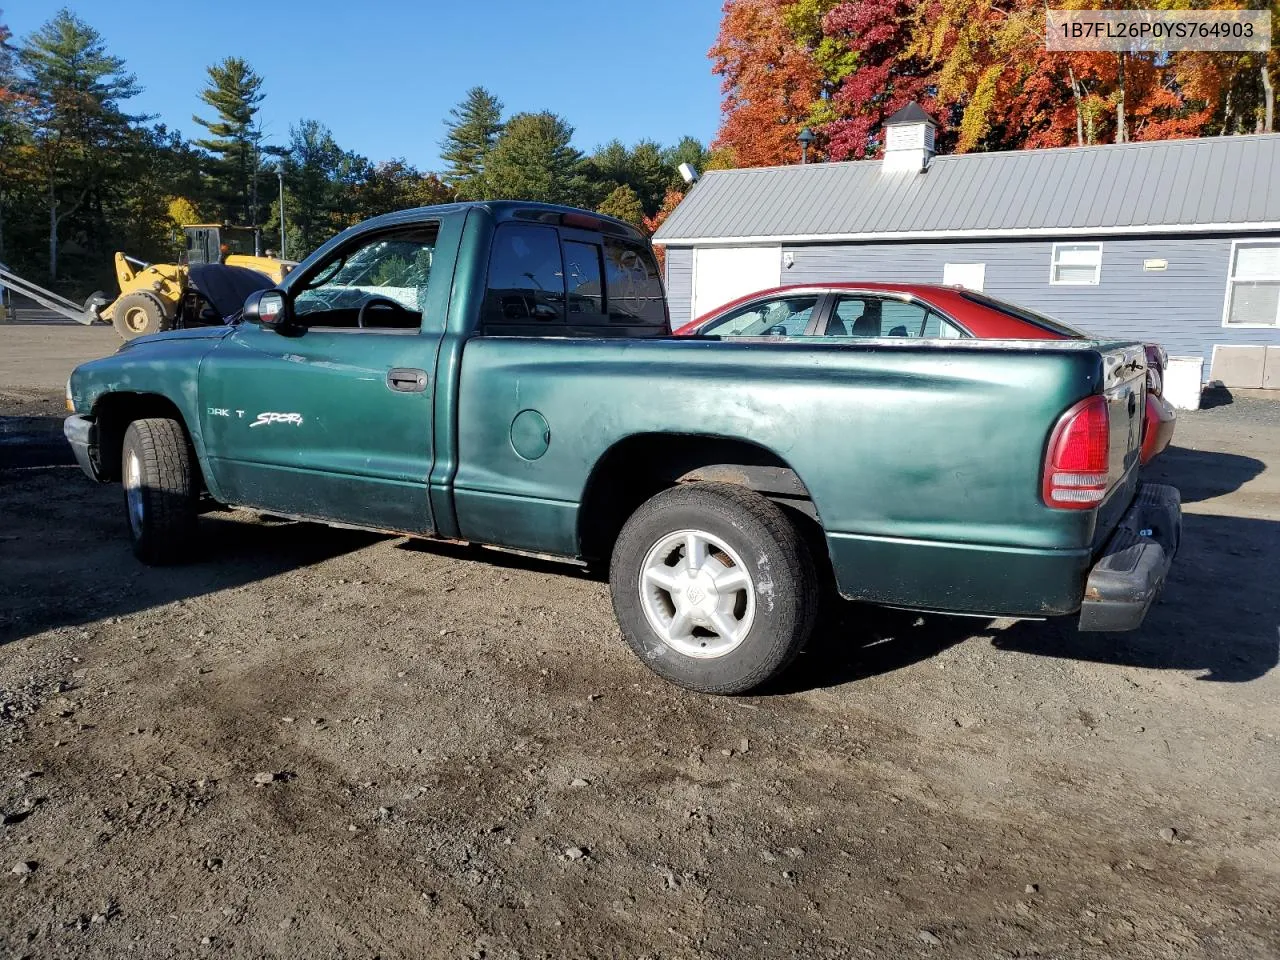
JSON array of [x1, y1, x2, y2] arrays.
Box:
[[819, 0, 945, 159], [710, 0, 823, 166], [642, 187, 686, 267]]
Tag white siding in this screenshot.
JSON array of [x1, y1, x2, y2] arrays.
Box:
[[781, 235, 1280, 370]]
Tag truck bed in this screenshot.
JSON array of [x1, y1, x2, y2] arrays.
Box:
[[451, 335, 1147, 617]]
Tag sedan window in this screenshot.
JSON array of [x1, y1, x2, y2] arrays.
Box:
[[828, 296, 964, 338], [699, 295, 820, 337]]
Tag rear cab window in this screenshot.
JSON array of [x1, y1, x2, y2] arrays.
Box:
[[482, 220, 666, 337]]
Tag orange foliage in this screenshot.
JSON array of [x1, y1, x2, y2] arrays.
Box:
[[643, 188, 685, 270], [709, 0, 823, 166], [710, 0, 1265, 162]]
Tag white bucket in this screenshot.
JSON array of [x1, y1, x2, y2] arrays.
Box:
[[1163, 356, 1204, 411]]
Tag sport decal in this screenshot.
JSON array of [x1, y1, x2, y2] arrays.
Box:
[[250, 412, 304, 428]]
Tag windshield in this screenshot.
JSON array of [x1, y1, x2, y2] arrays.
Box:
[[960, 291, 1092, 338]]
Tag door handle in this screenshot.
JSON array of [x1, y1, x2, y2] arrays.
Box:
[[387, 368, 428, 393]]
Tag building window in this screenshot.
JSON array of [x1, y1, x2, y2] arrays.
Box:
[[1050, 243, 1102, 285], [1224, 241, 1280, 327]]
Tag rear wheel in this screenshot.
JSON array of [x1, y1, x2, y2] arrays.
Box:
[[121, 418, 198, 564], [609, 482, 818, 694], [112, 291, 171, 340]]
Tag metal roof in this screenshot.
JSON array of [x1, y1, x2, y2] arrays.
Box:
[[653, 134, 1280, 245]]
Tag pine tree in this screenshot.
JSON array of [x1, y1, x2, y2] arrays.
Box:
[[283, 118, 344, 252], [482, 112, 587, 205], [440, 86, 503, 200], [192, 57, 265, 226], [18, 9, 140, 279], [583, 139, 672, 216]]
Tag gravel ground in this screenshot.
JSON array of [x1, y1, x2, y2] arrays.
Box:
[[1, 333, 1278, 958]]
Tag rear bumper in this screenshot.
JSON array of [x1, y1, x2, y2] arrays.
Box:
[[63, 414, 103, 481], [1078, 482, 1180, 632], [1140, 393, 1176, 464]]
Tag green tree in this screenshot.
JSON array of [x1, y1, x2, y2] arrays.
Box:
[[583, 139, 671, 215], [192, 57, 265, 226], [440, 86, 503, 200], [0, 10, 21, 263], [278, 118, 346, 253], [18, 9, 140, 280], [482, 111, 587, 205], [354, 159, 454, 220], [596, 183, 644, 226]]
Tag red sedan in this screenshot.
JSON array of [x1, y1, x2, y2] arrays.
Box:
[[674, 282, 1175, 464]]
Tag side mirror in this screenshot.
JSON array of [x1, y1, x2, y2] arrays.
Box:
[[242, 289, 291, 331]]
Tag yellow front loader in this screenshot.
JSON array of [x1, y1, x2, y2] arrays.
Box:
[[2, 225, 295, 340], [99, 225, 296, 339]]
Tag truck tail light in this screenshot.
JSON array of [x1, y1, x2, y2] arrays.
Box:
[[1043, 395, 1110, 509]]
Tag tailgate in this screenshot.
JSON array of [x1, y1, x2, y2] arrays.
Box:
[[1092, 344, 1148, 551]]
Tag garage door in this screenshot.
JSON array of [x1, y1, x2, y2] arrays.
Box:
[[693, 246, 782, 319]]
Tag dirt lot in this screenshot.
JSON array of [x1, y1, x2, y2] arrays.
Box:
[[2, 322, 1278, 959]]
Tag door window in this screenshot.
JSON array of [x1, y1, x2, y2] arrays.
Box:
[[292, 225, 438, 330], [698, 295, 820, 337], [483, 223, 566, 326], [828, 296, 957, 338]]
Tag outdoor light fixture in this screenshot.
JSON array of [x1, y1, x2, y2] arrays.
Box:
[[797, 127, 815, 164]]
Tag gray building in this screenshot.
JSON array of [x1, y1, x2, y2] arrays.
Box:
[[653, 105, 1280, 385]]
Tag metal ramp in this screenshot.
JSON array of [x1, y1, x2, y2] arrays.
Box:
[[0, 265, 106, 325]]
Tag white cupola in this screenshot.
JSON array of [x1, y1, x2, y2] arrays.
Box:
[[881, 102, 937, 173]]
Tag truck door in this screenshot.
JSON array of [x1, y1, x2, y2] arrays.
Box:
[[197, 222, 448, 534]]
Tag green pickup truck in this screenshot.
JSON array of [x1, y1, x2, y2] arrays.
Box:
[[65, 201, 1180, 693]]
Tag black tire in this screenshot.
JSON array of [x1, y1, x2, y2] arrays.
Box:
[[112, 291, 171, 340], [121, 418, 199, 564], [609, 482, 819, 694]]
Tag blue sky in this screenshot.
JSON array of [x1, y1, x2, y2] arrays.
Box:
[[7, 0, 725, 169]]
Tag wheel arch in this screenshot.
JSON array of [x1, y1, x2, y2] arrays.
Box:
[[91, 392, 199, 487], [577, 433, 824, 565]]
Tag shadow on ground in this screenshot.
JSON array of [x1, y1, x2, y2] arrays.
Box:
[[1143, 444, 1265, 503], [0, 500, 381, 646], [0, 415, 74, 469], [6, 435, 1274, 685]]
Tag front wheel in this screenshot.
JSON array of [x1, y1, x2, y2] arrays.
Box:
[[121, 418, 199, 564], [609, 482, 819, 694], [112, 291, 171, 340]]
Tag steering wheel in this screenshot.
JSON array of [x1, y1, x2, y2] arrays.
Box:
[[357, 296, 409, 329]]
